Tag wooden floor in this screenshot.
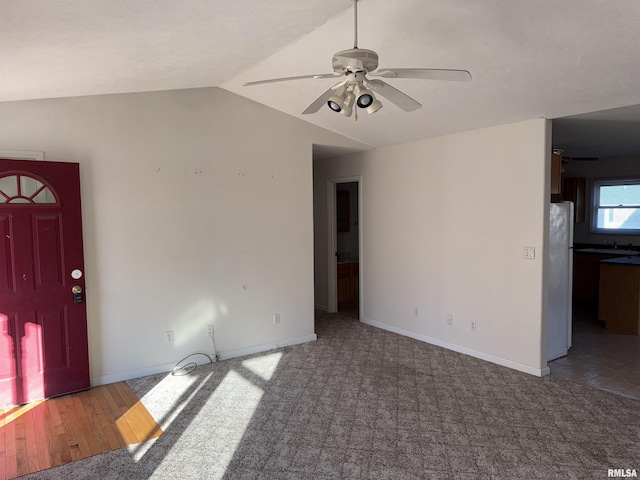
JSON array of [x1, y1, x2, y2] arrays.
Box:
[[0, 382, 163, 480]]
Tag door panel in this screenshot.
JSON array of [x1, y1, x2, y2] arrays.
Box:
[[0, 159, 89, 407], [0, 215, 14, 292], [33, 214, 64, 288], [22, 312, 45, 399], [40, 308, 69, 370], [0, 313, 17, 406]]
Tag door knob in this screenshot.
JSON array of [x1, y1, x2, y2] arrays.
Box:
[[72, 285, 84, 303]]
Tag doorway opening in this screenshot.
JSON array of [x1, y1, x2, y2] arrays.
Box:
[[335, 182, 359, 319], [323, 177, 362, 320], [549, 116, 640, 399]]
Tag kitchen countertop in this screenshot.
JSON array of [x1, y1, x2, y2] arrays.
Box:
[[337, 258, 359, 264], [576, 248, 640, 255], [600, 256, 640, 266]]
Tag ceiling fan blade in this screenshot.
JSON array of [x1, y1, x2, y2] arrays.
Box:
[[244, 73, 341, 86], [302, 85, 340, 114], [371, 68, 472, 82], [367, 79, 421, 112]]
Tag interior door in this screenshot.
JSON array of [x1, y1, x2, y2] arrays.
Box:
[[0, 159, 89, 407]]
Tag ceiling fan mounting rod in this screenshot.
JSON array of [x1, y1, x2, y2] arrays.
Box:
[[353, 0, 359, 49]]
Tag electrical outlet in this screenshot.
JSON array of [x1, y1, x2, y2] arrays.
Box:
[[273, 314, 280, 325], [523, 246, 535, 260], [470, 321, 476, 332], [446, 314, 453, 326], [165, 331, 174, 343], [207, 325, 214, 337]]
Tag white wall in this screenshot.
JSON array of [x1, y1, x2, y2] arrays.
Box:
[[314, 118, 551, 375], [0, 87, 368, 384], [564, 155, 640, 246]]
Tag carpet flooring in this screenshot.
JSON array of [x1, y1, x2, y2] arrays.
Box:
[[19, 310, 640, 479]]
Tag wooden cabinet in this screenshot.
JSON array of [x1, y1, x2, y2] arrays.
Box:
[[337, 263, 352, 304], [599, 262, 640, 334], [551, 154, 563, 202], [563, 177, 586, 223], [337, 262, 359, 307], [551, 154, 562, 194], [573, 252, 605, 304], [574, 251, 638, 305]]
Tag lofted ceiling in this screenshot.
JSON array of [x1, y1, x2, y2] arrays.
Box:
[[2, 0, 640, 154]]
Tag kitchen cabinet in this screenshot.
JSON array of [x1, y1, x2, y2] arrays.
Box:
[[551, 154, 563, 202], [573, 250, 638, 304], [337, 261, 359, 307], [563, 177, 586, 223], [573, 252, 606, 303], [599, 257, 640, 334]]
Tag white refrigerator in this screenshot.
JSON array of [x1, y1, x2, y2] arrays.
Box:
[[547, 201, 574, 361]]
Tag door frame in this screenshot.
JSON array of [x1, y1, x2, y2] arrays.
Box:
[[327, 176, 363, 317], [0, 150, 44, 161]]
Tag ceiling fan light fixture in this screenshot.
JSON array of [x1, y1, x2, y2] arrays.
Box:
[[354, 84, 376, 109], [357, 94, 373, 108], [328, 100, 343, 112], [327, 85, 348, 113], [357, 93, 372, 108], [340, 92, 355, 117], [366, 98, 383, 114]]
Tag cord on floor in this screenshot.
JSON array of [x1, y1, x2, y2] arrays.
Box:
[[171, 353, 214, 376]]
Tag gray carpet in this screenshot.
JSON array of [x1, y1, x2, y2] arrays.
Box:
[[20, 310, 640, 479]]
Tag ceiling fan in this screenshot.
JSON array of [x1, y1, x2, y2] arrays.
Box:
[[244, 0, 471, 117], [553, 149, 599, 164]]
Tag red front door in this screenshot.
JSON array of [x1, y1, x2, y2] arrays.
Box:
[[0, 159, 89, 408]]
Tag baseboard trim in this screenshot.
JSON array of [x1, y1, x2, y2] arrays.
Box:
[[217, 334, 317, 361], [314, 303, 329, 312], [90, 333, 318, 386], [360, 317, 548, 377], [91, 362, 186, 387]]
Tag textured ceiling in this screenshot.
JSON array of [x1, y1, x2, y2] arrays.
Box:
[[0, 0, 351, 101], [2, 0, 640, 154]]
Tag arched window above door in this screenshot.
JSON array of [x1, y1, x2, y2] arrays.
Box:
[[0, 173, 59, 204]]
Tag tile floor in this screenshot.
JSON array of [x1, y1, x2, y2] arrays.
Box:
[[548, 302, 640, 400]]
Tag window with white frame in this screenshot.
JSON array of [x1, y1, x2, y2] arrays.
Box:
[[592, 179, 640, 234]]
